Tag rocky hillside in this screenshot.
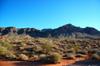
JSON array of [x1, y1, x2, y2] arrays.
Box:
[[0, 24, 100, 38]]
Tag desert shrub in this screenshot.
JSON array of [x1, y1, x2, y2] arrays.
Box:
[[76, 50, 87, 55], [0, 41, 12, 50], [75, 50, 87, 57], [18, 54, 29, 61], [91, 53, 100, 60], [41, 44, 53, 54], [33, 55, 39, 61], [64, 49, 76, 59], [91, 51, 100, 60], [88, 49, 99, 58], [5, 52, 16, 59], [39, 54, 47, 58], [32, 45, 43, 54], [0, 46, 8, 55], [0, 46, 16, 60], [40, 53, 62, 64], [66, 49, 75, 54], [19, 42, 26, 47], [65, 53, 75, 59], [16, 42, 26, 47], [88, 49, 98, 54], [33, 45, 42, 52], [34, 38, 53, 54], [29, 55, 39, 61], [72, 44, 80, 52], [49, 53, 62, 63], [97, 51, 100, 56], [36, 38, 50, 43]]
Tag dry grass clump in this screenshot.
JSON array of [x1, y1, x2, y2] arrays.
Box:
[[18, 54, 29, 61]]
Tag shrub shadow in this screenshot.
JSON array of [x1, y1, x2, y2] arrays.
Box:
[[67, 60, 100, 66]]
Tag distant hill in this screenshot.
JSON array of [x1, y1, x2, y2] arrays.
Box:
[[0, 24, 100, 38]]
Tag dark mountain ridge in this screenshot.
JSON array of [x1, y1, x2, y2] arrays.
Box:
[[0, 24, 100, 38]]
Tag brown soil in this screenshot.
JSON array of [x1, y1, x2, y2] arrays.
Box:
[[0, 58, 86, 66], [42, 59, 76, 66], [0, 61, 15, 66]]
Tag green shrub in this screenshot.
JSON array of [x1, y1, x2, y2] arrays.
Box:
[[5, 52, 16, 59], [49, 53, 62, 63], [0, 41, 12, 49], [41, 44, 52, 54], [0, 46, 8, 55], [40, 53, 62, 64], [0, 46, 16, 60]]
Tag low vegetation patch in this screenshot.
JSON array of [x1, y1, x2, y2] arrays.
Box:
[[0, 35, 100, 63]]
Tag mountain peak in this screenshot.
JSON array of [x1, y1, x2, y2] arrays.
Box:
[[62, 24, 75, 27], [57, 24, 77, 30], [0, 24, 100, 38], [65, 24, 74, 26]]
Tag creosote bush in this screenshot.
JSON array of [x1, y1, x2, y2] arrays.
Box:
[[0, 46, 16, 59], [5, 52, 16, 59], [41, 44, 53, 54], [0, 41, 12, 49], [49, 53, 62, 63], [40, 53, 62, 64], [0, 46, 8, 55]]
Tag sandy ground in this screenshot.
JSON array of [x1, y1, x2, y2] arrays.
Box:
[[0, 58, 99, 66], [0, 59, 75, 66]]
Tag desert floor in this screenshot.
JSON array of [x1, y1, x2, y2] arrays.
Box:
[[1, 58, 99, 66]]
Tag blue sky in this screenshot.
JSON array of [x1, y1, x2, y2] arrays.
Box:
[[0, 0, 100, 30]]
